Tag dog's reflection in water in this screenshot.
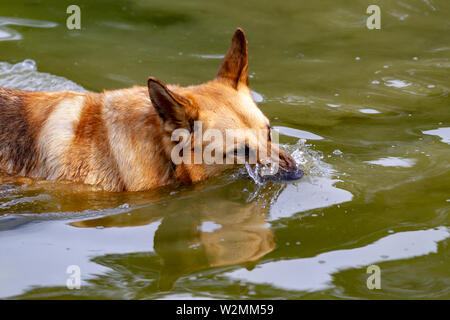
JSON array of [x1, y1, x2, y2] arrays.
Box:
[[154, 200, 275, 290], [70, 183, 284, 291]]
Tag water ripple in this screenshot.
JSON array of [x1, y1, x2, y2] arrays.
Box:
[[0, 17, 57, 42]]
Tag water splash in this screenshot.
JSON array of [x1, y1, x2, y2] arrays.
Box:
[[239, 138, 350, 221], [0, 59, 86, 92], [244, 163, 264, 185], [285, 139, 333, 177], [243, 139, 333, 185]]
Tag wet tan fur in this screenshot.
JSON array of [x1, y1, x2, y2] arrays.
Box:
[[0, 29, 296, 192]]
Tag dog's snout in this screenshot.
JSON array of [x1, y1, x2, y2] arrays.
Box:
[[277, 149, 303, 181], [279, 150, 297, 172]]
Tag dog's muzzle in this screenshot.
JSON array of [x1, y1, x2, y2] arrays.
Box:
[[262, 149, 304, 181]]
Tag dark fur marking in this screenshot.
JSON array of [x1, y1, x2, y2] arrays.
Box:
[[0, 88, 38, 175]]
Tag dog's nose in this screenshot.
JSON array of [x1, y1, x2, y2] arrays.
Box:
[[256, 148, 303, 182], [279, 168, 304, 180], [276, 149, 304, 181]]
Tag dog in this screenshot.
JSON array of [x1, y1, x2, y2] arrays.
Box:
[[0, 28, 302, 192]]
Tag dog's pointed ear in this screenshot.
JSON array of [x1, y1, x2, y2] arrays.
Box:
[[216, 28, 249, 89], [148, 77, 193, 129]]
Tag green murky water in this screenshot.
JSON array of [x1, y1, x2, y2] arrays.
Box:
[[0, 0, 449, 299]]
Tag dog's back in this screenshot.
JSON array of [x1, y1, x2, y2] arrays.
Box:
[[0, 86, 175, 191], [0, 88, 120, 190]]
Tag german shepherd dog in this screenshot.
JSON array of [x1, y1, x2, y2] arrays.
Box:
[[0, 28, 302, 192]]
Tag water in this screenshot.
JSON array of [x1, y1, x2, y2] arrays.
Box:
[[0, 0, 449, 299]]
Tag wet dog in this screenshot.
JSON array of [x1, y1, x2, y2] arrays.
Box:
[[0, 28, 302, 191]]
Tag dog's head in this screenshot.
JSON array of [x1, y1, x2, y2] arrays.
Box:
[[147, 28, 303, 184]]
